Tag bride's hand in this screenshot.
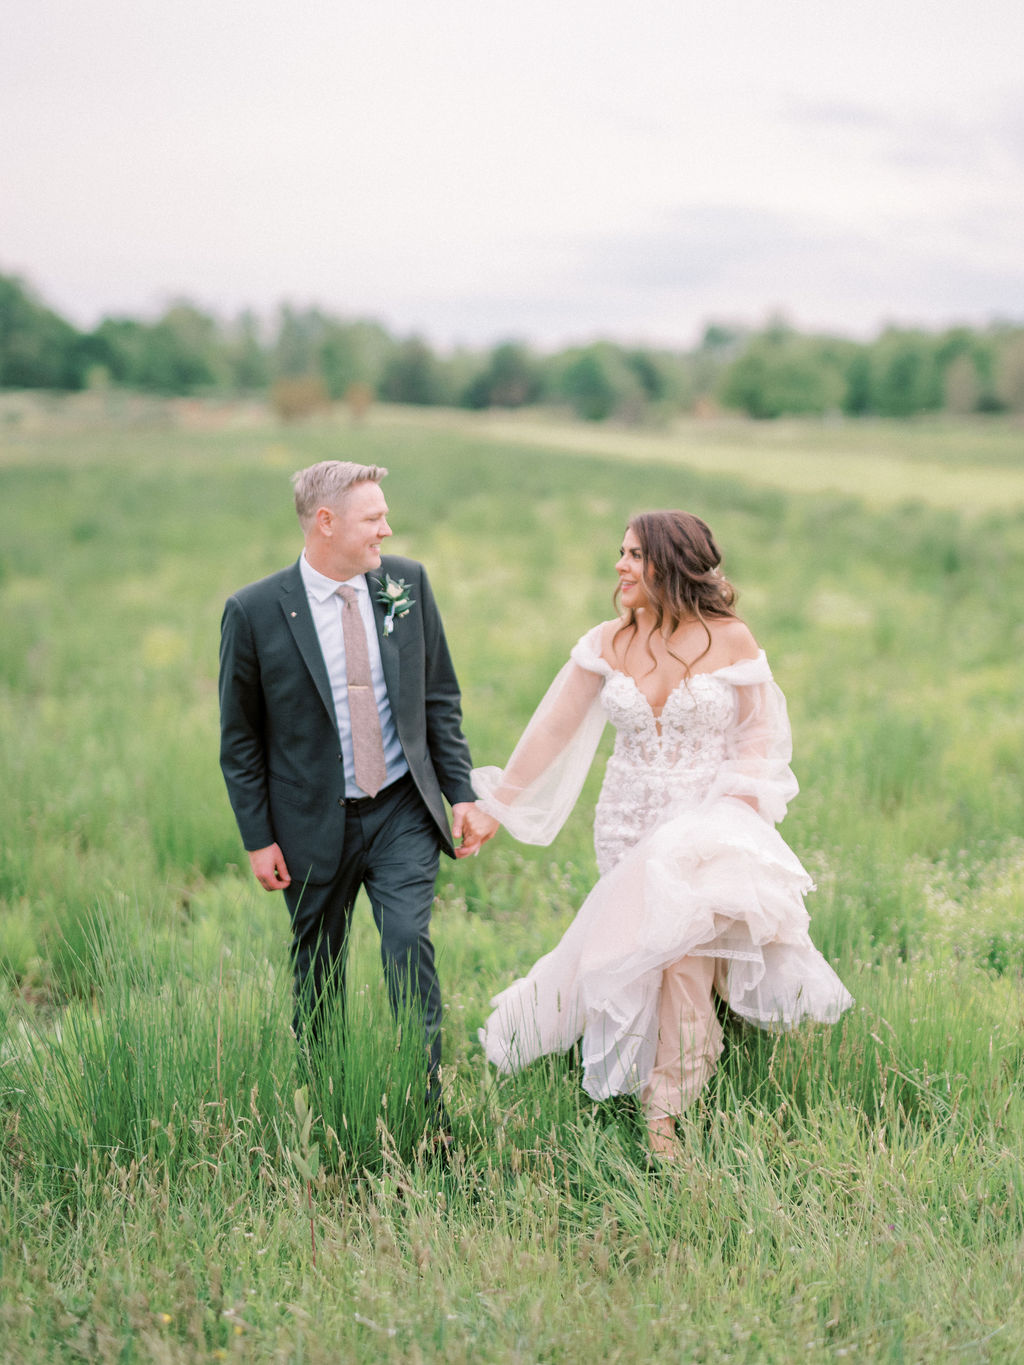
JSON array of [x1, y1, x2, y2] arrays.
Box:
[[453, 803, 500, 857]]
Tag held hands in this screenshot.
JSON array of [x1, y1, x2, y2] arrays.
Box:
[[452, 802, 500, 858], [248, 843, 292, 891], [248, 805, 497, 886], [248, 808, 498, 882]]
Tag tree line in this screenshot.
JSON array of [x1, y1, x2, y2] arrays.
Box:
[[2, 270, 1023, 420]]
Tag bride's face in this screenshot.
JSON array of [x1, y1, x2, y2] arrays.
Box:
[[616, 529, 650, 611]]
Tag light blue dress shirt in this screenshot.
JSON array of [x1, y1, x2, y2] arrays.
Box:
[[299, 554, 409, 798]]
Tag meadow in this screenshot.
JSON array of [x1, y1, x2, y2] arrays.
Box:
[[1, 400, 1023, 1362]]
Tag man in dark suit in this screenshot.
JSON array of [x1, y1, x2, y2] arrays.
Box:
[[218, 460, 492, 1110]]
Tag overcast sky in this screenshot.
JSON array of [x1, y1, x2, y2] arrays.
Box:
[[3, 0, 1023, 349]]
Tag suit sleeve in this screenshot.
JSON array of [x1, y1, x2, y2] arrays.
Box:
[[218, 594, 275, 851], [418, 568, 478, 808]]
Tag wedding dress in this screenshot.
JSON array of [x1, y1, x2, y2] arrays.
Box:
[[473, 624, 853, 1102]]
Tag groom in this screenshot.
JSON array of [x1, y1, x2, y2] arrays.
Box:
[[218, 460, 491, 1104]]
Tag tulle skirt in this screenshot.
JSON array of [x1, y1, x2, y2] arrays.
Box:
[[479, 798, 853, 1101]]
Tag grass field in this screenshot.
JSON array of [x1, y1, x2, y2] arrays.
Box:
[[380, 405, 1024, 511], [1, 400, 1023, 1362]]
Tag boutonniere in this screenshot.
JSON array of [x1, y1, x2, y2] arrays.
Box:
[[374, 574, 416, 636]]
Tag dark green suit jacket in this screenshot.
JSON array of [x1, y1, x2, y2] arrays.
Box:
[[218, 554, 477, 884]]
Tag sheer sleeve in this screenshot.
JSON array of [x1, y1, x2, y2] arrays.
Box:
[[471, 625, 609, 844], [704, 652, 799, 825]]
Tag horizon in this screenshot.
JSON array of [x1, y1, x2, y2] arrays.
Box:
[[6, 264, 1020, 357]]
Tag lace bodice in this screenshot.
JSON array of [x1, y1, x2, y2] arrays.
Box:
[[595, 671, 737, 875], [472, 622, 799, 854]]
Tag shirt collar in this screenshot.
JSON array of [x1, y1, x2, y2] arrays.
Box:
[[300, 553, 368, 604]]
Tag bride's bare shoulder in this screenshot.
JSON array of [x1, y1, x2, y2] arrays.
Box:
[[595, 617, 627, 664], [711, 617, 760, 663]]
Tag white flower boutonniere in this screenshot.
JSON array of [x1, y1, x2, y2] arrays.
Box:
[[374, 574, 416, 636]]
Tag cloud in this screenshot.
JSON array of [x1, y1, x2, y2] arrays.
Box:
[[525, 203, 1024, 344], [3, 1, 1022, 347], [785, 93, 1024, 175], [575, 207, 822, 293]]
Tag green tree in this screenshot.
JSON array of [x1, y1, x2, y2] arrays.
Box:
[[688, 322, 747, 407], [269, 306, 394, 399], [317, 319, 392, 399], [379, 336, 446, 406], [842, 348, 873, 415], [868, 330, 943, 417], [94, 303, 220, 393], [936, 327, 997, 414], [92, 317, 148, 386], [993, 329, 1024, 412], [273, 305, 323, 380], [943, 354, 980, 414], [154, 302, 224, 389], [224, 310, 269, 392], [461, 341, 543, 409], [0, 272, 84, 389], [719, 330, 846, 418], [555, 343, 644, 421]]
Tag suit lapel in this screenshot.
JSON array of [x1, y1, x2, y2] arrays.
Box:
[[279, 562, 337, 727], [369, 568, 401, 714]]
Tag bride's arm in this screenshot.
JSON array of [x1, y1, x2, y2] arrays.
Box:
[[713, 670, 799, 824], [472, 645, 608, 845], [489, 660, 604, 801]]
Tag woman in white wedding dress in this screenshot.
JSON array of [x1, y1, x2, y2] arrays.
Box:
[[471, 510, 852, 1156]]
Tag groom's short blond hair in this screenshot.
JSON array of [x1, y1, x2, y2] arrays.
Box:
[[291, 461, 389, 529]]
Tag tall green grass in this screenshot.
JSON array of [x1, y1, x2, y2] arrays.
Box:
[[1, 404, 1023, 1361]]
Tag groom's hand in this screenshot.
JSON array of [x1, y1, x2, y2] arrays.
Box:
[[452, 803, 499, 858], [248, 843, 292, 891]]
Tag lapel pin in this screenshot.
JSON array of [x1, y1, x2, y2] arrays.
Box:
[[290, 612, 297, 618]]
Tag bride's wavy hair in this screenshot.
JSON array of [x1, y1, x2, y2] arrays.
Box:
[[614, 510, 739, 673]]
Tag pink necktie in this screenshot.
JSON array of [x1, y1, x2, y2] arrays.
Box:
[[337, 585, 387, 797]]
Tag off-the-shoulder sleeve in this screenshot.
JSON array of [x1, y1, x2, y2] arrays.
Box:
[[703, 652, 799, 825], [471, 624, 609, 844]]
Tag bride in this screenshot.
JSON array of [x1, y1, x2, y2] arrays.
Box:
[[471, 510, 852, 1157]]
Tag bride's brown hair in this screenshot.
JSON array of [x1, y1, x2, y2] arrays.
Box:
[[614, 510, 739, 674]]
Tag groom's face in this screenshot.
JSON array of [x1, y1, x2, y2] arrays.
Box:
[[324, 480, 393, 579]]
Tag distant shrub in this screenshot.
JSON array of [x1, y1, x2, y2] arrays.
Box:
[[345, 380, 374, 422], [270, 373, 331, 421], [994, 332, 1024, 412]]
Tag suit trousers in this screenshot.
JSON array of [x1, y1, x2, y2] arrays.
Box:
[[284, 773, 444, 1078]]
